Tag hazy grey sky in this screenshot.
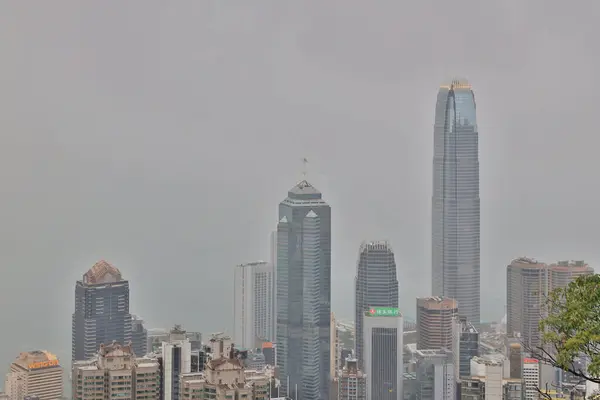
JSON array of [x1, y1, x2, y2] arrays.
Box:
[[1, 1, 599, 373]]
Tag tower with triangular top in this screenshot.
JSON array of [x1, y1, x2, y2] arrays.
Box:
[[276, 179, 331, 400]]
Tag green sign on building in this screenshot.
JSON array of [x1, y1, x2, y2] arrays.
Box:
[[366, 307, 400, 317]]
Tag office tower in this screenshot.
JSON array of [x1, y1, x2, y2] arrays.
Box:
[[234, 261, 275, 348], [337, 358, 366, 400], [72, 342, 160, 400], [72, 260, 134, 361], [414, 349, 454, 400], [506, 258, 593, 349], [451, 315, 479, 378], [432, 79, 481, 328], [131, 315, 148, 357], [276, 179, 331, 400], [416, 297, 458, 350], [147, 328, 202, 353], [470, 356, 503, 399], [261, 342, 275, 366], [354, 241, 399, 370], [363, 307, 403, 400], [162, 325, 192, 400], [522, 358, 539, 400], [180, 334, 270, 400], [504, 338, 522, 379], [461, 376, 524, 400], [4, 351, 63, 400]]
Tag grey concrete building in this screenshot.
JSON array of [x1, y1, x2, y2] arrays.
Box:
[[276, 180, 331, 400], [71, 260, 134, 362], [431, 79, 481, 328], [452, 315, 479, 377], [131, 315, 148, 357], [354, 241, 399, 371]]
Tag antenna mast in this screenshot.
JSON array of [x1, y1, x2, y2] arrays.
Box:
[[302, 157, 308, 179]]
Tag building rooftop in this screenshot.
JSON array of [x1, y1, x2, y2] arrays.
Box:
[[13, 350, 60, 371], [417, 297, 458, 310], [84, 260, 122, 284], [440, 79, 472, 90]]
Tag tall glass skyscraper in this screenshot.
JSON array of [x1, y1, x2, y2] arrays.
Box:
[[276, 180, 331, 400], [354, 241, 398, 370], [432, 79, 480, 327], [72, 260, 137, 361]]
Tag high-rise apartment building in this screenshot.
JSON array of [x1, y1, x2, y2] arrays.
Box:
[[180, 333, 270, 400], [162, 325, 192, 400], [4, 351, 63, 400], [506, 258, 593, 349], [354, 241, 399, 370], [276, 179, 331, 400], [432, 79, 481, 328], [337, 358, 366, 400], [522, 358, 539, 400], [72, 260, 144, 361], [72, 342, 160, 400], [234, 261, 275, 348], [363, 307, 403, 400], [416, 297, 458, 350]]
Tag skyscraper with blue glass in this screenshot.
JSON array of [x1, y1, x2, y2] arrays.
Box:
[[276, 180, 331, 400], [432, 79, 481, 328]]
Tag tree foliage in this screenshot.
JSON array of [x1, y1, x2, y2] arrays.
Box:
[[538, 273, 600, 383]]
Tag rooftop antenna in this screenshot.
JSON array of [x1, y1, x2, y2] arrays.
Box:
[[302, 157, 308, 180]]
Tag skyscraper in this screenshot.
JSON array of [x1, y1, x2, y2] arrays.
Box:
[[362, 307, 403, 400], [233, 261, 275, 348], [431, 79, 481, 328], [416, 297, 458, 350], [72, 260, 136, 362], [4, 351, 63, 400], [276, 179, 331, 400], [354, 241, 399, 369]]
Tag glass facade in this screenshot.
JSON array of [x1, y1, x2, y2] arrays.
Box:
[[354, 241, 398, 370], [432, 79, 481, 328], [276, 180, 331, 400]]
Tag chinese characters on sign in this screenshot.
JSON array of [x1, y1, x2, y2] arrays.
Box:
[[368, 307, 400, 317]]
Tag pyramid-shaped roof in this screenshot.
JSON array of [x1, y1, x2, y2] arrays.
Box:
[[84, 260, 122, 284]]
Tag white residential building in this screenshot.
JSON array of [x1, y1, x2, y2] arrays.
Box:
[[523, 358, 540, 400], [233, 261, 275, 348]]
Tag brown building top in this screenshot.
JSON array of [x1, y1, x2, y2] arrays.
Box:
[[84, 260, 122, 284], [417, 297, 458, 310]]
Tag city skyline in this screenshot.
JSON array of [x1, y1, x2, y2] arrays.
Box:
[[1, 2, 600, 387]]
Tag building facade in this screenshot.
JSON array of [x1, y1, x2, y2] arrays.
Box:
[[234, 261, 275, 348], [337, 358, 366, 400], [522, 358, 540, 400], [431, 79, 481, 328], [354, 241, 399, 370], [180, 334, 270, 400], [276, 180, 331, 400], [162, 325, 192, 400], [131, 315, 148, 357], [72, 342, 160, 400], [414, 349, 454, 400], [452, 315, 479, 378], [506, 258, 593, 349], [72, 260, 138, 361], [416, 297, 458, 350], [363, 308, 403, 400], [4, 351, 63, 400]]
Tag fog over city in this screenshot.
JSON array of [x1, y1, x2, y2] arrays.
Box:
[[1, 0, 599, 378]]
